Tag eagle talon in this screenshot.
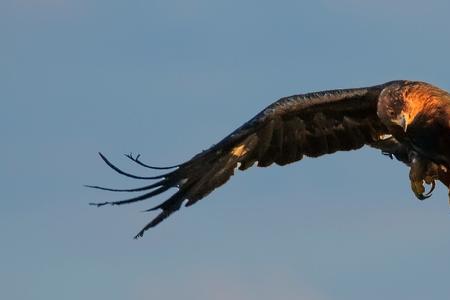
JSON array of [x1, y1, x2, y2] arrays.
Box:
[[424, 178, 436, 196], [382, 151, 394, 160], [408, 153, 440, 200], [410, 180, 432, 200]]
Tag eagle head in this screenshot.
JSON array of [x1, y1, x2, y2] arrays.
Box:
[[377, 83, 411, 132]]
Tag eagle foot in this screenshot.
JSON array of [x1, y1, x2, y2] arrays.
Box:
[[409, 153, 439, 200], [410, 179, 434, 200]]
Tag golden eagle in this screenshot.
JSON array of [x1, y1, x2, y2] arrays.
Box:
[[89, 80, 450, 238]]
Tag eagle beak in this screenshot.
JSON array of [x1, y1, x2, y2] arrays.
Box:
[[399, 114, 408, 132]]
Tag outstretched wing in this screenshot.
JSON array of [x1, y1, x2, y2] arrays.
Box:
[[90, 80, 409, 238]]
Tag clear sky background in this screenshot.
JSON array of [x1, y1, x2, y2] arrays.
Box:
[[2, 1, 450, 299]]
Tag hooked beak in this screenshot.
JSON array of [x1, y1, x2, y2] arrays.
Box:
[[399, 114, 408, 132]]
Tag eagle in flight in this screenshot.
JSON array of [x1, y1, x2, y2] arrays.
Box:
[[89, 80, 450, 238]]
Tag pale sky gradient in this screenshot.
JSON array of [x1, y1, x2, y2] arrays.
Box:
[[2, 1, 450, 299]]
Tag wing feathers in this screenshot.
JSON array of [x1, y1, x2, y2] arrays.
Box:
[[92, 81, 411, 237]]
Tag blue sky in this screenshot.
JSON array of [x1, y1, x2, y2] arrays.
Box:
[[2, 1, 450, 299]]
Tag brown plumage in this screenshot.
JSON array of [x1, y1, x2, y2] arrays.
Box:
[[88, 80, 450, 238]]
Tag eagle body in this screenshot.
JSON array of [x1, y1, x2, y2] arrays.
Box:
[[409, 115, 450, 165], [378, 82, 450, 166], [90, 80, 450, 238]]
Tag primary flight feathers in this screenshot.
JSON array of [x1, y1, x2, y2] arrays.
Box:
[[89, 80, 450, 238]]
